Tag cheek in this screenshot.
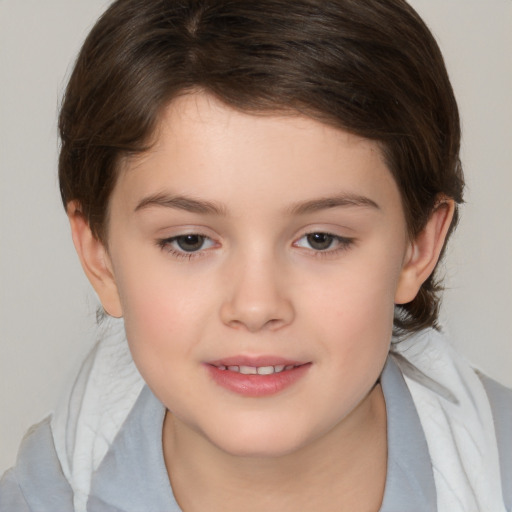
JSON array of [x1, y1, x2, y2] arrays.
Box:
[[305, 252, 400, 330], [302, 249, 402, 376], [112, 254, 210, 363], [116, 274, 209, 404]]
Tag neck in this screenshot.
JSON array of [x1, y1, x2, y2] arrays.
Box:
[[163, 383, 387, 512]]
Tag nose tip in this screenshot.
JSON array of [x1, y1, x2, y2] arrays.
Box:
[[224, 304, 289, 333], [219, 268, 294, 332]]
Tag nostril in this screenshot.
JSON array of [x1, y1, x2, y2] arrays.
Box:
[[219, 300, 294, 333]]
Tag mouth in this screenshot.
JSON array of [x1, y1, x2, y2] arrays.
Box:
[[214, 364, 299, 375], [205, 357, 311, 397]]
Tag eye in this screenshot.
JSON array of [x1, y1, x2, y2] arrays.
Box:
[[157, 233, 216, 258], [294, 232, 353, 252], [302, 233, 335, 251], [173, 234, 210, 252]]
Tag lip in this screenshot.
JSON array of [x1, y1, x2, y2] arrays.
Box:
[[208, 355, 305, 368], [204, 355, 311, 397]]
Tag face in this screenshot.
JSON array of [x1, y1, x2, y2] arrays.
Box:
[[104, 92, 413, 457]]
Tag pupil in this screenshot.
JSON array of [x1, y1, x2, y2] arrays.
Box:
[[177, 235, 204, 252], [307, 233, 333, 250]]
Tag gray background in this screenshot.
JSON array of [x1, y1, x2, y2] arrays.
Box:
[[1, 0, 511, 473]]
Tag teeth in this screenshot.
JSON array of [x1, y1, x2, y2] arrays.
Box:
[[220, 364, 294, 374], [257, 366, 274, 375], [240, 365, 257, 375]]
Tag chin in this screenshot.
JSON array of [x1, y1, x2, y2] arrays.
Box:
[[202, 417, 318, 459]]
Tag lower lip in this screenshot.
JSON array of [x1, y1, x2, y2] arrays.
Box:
[[204, 363, 311, 397]]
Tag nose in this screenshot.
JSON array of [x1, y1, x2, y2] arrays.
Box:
[[219, 253, 295, 333]]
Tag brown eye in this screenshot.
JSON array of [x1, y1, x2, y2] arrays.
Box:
[[157, 233, 216, 258], [306, 233, 335, 250], [175, 234, 206, 252], [294, 232, 354, 254]]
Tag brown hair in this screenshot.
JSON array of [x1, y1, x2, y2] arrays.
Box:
[[59, 0, 464, 334]]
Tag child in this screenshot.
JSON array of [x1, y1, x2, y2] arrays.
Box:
[[1, 0, 510, 511]]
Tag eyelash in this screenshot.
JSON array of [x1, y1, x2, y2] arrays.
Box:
[[156, 231, 355, 261], [294, 232, 355, 257], [156, 234, 215, 261]]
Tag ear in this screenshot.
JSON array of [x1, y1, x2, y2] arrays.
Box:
[[67, 201, 123, 318], [395, 199, 455, 305]]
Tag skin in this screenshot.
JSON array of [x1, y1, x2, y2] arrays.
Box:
[[69, 92, 454, 511]]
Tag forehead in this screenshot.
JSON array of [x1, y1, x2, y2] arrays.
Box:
[[113, 92, 402, 218]]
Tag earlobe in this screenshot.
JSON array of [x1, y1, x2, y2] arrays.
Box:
[[67, 201, 123, 318], [395, 198, 455, 305]]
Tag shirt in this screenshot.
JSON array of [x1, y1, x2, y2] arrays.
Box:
[[1, 357, 510, 511]]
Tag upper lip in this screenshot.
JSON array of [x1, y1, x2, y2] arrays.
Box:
[[206, 355, 308, 368]]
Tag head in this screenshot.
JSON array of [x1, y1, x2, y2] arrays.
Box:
[[60, 0, 464, 458], [59, 0, 463, 337]]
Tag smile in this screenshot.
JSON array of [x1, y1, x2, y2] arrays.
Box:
[[216, 364, 297, 375], [205, 358, 311, 397]]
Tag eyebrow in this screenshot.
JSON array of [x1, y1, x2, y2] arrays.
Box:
[[134, 193, 226, 215], [288, 194, 380, 215], [134, 192, 380, 216]]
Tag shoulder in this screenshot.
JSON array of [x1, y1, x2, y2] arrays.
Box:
[[0, 417, 74, 512], [478, 372, 512, 508], [478, 373, 512, 461], [478, 373, 512, 452], [479, 372, 512, 415]]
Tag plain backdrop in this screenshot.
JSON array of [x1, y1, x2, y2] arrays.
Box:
[[1, 0, 511, 474]]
